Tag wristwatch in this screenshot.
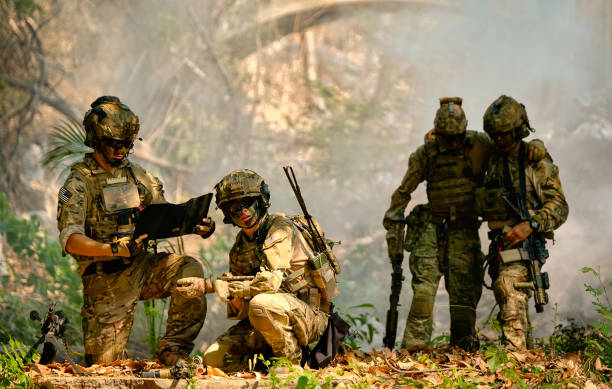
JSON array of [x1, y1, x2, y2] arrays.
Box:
[[529, 218, 540, 231], [110, 241, 119, 255]]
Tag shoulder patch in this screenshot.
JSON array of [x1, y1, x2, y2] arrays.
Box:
[[264, 231, 283, 248], [58, 187, 73, 203]]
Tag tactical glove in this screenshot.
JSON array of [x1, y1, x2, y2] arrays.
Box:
[[194, 217, 215, 239], [527, 139, 547, 162], [214, 279, 230, 302], [176, 277, 214, 298], [385, 221, 406, 260], [228, 281, 251, 300], [111, 235, 147, 257]]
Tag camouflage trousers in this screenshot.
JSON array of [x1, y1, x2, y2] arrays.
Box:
[[81, 252, 207, 364], [204, 293, 328, 372], [402, 222, 484, 351], [493, 263, 531, 350]]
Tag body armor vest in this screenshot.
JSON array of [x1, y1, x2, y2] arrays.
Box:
[[426, 140, 476, 222], [72, 160, 155, 243], [476, 142, 539, 227], [228, 214, 329, 304]]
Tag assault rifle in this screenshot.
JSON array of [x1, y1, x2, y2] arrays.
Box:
[[282, 166, 341, 274], [282, 166, 348, 369], [383, 222, 404, 350], [141, 355, 205, 379], [501, 190, 550, 312], [26, 303, 86, 375]]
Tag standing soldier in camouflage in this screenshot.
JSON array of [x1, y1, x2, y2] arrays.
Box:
[[56, 96, 213, 365], [177, 170, 330, 371], [383, 97, 547, 352], [478, 95, 568, 350]]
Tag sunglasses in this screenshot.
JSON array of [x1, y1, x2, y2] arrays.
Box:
[[103, 137, 134, 150], [228, 198, 256, 216]]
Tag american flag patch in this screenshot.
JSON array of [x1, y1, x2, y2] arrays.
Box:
[[58, 187, 73, 203]]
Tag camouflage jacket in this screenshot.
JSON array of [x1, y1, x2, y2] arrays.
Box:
[[479, 142, 569, 232], [56, 153, 166, 276], [383, 130, 493, 229], [225, 213, 316, 319]]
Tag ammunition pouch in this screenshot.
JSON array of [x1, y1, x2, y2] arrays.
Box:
[[309, 252, 340, 303]]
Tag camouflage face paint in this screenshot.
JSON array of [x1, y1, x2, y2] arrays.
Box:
[[100, 137, 131, 166], [228, 198, 260, 228]]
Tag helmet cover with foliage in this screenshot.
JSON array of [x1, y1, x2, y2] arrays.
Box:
[[434, 97, 468, 136], [215, 169, 270, 225], [483, 95, 531, 138], [83, 96, 140, 148]]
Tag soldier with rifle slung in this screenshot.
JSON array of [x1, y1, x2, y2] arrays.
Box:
[[382, 97, 548, 352], [176, 169, 338, 371], [478, 95, 568, 350]]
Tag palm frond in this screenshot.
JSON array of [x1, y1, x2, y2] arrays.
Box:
[[42, 120, 91, 174]]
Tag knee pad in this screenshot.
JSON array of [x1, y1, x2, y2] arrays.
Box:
[[409, 294, 435, 319], [179, 256, 204, 278]]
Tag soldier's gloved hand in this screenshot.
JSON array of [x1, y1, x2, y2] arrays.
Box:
[[424, 128, 436, 142], [385, 222, 405, 260], [228, 281, 251, 300], [527, 139, 547, 162], [111, 234, 148, 257], [194, 217, 215, 239], [214, 279, 230, 302], [176, 277, 214, 298]]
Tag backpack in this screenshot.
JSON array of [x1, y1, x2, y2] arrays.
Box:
[[289, 215, 340, 302]]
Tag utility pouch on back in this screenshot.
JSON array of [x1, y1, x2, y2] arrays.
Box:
[[102, 181, 140, 213], [309, 252, 340, 301]]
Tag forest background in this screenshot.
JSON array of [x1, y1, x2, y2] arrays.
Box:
[[1, 0, 611, 361]]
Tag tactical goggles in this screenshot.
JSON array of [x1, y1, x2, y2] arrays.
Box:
[[227, 198, 256, 216], [103, 137, 134, 150]]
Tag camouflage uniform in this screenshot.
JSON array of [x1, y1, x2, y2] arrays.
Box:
[[479, 95, 568, 350], [480, 147, 568, 349], [57, 153, 206, 364], [384, 130, 492, 350], [203, 213, 329, 372]]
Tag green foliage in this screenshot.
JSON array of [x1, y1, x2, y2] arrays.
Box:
[[0, 337, 38, 388], [142, 299, 168, 358], [259, 355, 370, 389], [428, 333, 450, 348], [42, 120, 90, 175], [8, 0, 44, 17], [0, 192, 82, 346], [581, 266, 612, 378], [483, 345, 528, 388], [338, 304, 380, 350]]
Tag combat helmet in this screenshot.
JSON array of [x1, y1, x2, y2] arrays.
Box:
[[215, 169, 270, 225], [483, 95, 531, 138], [434, 97, 468, 136], [83, 96, 140, 148]]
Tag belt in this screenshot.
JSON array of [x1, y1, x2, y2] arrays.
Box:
[[82, 258, 131, 276]]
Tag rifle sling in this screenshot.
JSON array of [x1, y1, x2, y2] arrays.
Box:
[[502, 142, 528, 216]]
